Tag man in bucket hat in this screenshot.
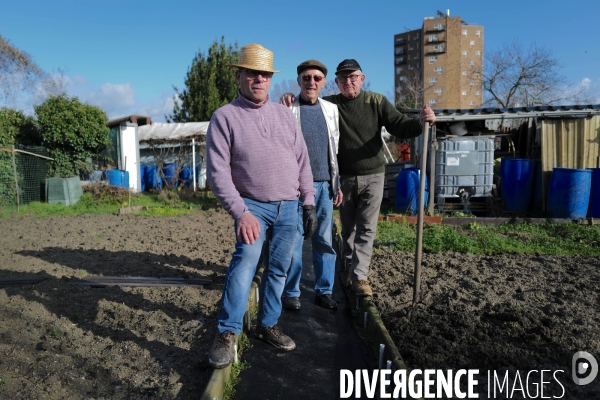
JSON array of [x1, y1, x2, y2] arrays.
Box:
[[281, 58, 436, 298], [281, 59, 342, 311], [206, 43, 317, 369]]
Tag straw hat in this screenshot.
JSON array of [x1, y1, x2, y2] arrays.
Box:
[[230, 43, 280, 73]]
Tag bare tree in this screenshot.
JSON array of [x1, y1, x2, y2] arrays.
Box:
[[269, 79, 299, 101], [395, 69, 427, 111], [0, 34, 51, 110], [476, 40, 590, 107]]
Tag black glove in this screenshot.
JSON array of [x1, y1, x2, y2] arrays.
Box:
[[302, 205, 317, 240]]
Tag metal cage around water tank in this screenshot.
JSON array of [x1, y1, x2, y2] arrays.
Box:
[[435, 135, 495, 199]]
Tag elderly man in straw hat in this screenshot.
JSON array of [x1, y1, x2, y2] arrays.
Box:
[[281, 59, 342, 311], [206, 43, 317, 369]]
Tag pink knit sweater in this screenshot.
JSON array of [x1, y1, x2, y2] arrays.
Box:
[[207, 94, 316, 220]]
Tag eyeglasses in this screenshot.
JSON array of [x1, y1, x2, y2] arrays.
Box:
[[301, 75, 324, 83], [243, 69, 273, 81], [337, 74, 362, 83]]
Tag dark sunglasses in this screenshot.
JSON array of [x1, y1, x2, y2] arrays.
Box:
[[301, 75, 324, 82]]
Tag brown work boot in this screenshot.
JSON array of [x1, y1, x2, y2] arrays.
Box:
[[208, 331, 236, 369], [255, 325, 296, 351], [352, 280, 373, 297]]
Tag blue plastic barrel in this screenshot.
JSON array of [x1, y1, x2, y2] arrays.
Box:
[[140, 165, 146, 191], [500, 158, 536, 213], [180, 166, 192, 187], [546, 168, 592, 218], [163, 162, 178, 188], [587, 168, 600, 218], [395, 168, 429, 214], [104, 169, 126, 188], [144, 165, 162, 190]]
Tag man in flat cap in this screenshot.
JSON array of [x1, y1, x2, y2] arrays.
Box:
[[280, 59, 342, 311], [206, 43, 317, 369], [281, 59, 436, 298]]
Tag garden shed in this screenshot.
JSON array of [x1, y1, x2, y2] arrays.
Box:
[[137, 122, 209, 190], [403, 104, 600, 214]]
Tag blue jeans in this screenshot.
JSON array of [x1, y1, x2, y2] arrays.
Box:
[[283, 181, 336, 297], [218, 197, 298, 334]]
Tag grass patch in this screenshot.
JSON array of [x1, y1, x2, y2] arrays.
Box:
[[0, 187, 220, 218], [223, 331, 251, 400], [375, 220, 600, 256]]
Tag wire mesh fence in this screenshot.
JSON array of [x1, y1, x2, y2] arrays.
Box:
[[0, 145, 51, 208]]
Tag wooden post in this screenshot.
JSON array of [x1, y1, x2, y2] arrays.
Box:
[[11, 146, 20, 212], [428, 125, 437, 215], [412, 122, 429, 307]]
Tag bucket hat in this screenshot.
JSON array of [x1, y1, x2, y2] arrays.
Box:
[[229, 43, 280, 73]]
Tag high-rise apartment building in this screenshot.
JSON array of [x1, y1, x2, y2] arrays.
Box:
[[394, 10, 483, 109]]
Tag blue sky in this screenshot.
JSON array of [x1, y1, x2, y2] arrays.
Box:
[[2, 0, 599, 122]]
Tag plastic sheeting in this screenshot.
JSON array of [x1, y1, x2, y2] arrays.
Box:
[[138, 122, 209, 142]]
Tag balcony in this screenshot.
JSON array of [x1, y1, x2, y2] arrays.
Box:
[[425, 46, 446, 55], [425, 26, 446, 33]]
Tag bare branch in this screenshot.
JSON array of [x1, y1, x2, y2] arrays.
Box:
[[479, 39, 591, 107]]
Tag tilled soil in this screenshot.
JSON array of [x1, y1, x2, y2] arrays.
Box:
[[0, 211, 234, 399], [2, 211, 600, 399], [368, 247, 600, 399]]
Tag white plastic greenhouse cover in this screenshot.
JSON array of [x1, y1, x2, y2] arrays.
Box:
[[138, 122, 210, 142]]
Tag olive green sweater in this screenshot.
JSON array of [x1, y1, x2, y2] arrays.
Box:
[[323, 90, 421, 175]]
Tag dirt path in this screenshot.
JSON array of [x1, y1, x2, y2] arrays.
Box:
[[0, 211, 234, 399]]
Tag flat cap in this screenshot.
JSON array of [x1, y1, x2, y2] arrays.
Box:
[[297, 59, 328, 76]]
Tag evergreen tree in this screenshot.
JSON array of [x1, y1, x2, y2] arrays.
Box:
[[167, 37, 239, 122]]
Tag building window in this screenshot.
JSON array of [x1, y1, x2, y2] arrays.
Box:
[[396, 67, 404, 74], [476, 91, 481, 96], [429, 99, 437, 105], [399, 76, 406, 82], [414, 54, 419, 60], [470, 101, 476, 106], [462, 71, 468, 76], [434, 23, 445, 30], [409, 65, 414, 70], [434, 66, 443, 74], [414, 33, 420, 40], [408, 45, 414, 51], [395, 57, 404, 64], [395, 37, 405, 44], [395, 48, 404, 55], [469, 81, 475, 87], [476, 50, 481, 57], [462, 50, 467, 57], [470, 61, 476, 66], [429, 77, 438, 85], [416, 63, 420, 69], [463, 29, 468, 36], [429, 34, 438, 42], [470, 40, 475, 47], [462, 91, 467, 96], [476, 30, 481, 37], [429, 56, 438, 63], [434, 88, 443, 94], [434, 45, 444, 52]]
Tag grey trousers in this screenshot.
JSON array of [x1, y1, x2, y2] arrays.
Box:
[[339, 173, 385, 281]]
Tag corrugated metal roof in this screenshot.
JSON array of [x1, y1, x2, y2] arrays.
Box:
[[407, 104, 600, 121]]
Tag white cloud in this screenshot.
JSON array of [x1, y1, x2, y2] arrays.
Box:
[[134, 94, 176, 123], [582, 78, 600, 104]]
